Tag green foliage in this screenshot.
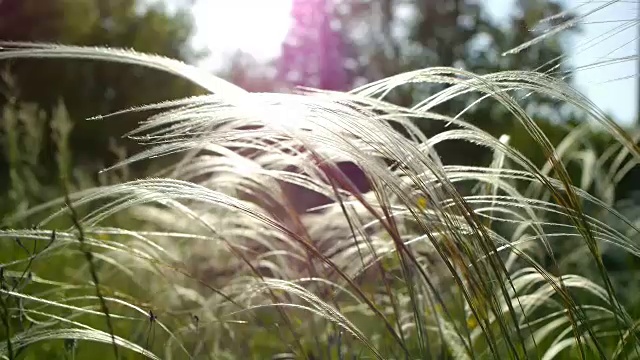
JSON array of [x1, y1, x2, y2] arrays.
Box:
[[0, 99, 128, 212], [0, 0, 204, 167]]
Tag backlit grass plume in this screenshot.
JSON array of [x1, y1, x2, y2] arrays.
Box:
[[506, 0, 638, 94], [0, 39, 640, 359]]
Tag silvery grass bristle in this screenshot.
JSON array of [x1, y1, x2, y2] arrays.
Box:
[[505, 0, 639, 85], [0, 31, 640, 360]]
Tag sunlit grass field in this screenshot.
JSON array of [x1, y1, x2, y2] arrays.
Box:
[[2, 4, 640, 358]]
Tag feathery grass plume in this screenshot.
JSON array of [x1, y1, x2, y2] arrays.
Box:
[[505, 0, 638, 90], [0, 41, 640, 359]]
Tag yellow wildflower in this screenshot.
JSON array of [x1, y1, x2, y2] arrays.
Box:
[[467, 316, 478, 330], [96, 233, 110, 242], [417, 196, 428, 210]]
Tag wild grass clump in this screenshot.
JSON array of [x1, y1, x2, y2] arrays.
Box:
[[1, 28, 640, 360]]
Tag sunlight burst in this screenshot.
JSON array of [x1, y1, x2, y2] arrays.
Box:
[[191, 0, 293, 67]]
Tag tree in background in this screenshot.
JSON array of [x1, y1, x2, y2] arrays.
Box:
[[0, 0, 204, 169], [339, 0, 578, 115], [219, 50, 280, 93], [277, 0, 359, 91]]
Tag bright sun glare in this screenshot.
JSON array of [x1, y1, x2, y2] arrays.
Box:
[[191, 0, 293, 69]]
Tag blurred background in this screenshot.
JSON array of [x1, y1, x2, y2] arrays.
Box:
[[0, 0, 638, 213]]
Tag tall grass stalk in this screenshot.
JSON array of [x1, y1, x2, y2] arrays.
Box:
[[0, 31, 639, 359]]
